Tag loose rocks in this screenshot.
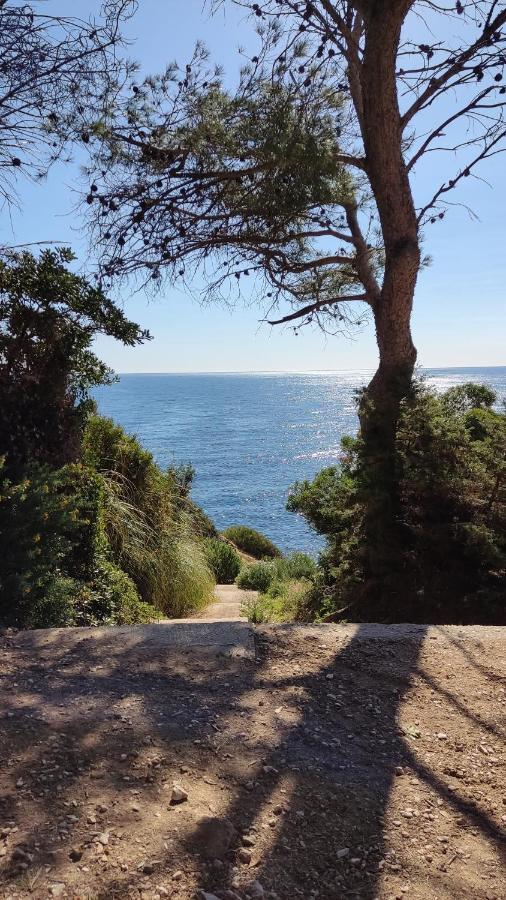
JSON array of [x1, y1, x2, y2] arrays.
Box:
[[170, 784, 188, 805]]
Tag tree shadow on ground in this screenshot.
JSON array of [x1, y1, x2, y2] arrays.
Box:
[[0, 621, 504, 899]]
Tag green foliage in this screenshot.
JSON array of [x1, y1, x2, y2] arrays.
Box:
[[277, 551, 317, 580], [442, 382, 496, 415], [84, 415, 215, 617], [0, 460, 159, 628], [223, 525, 281, 559], [204, 539, 241, 584], [236, 560, 277, 592], [167, 462, 217, 537], [289, 382, 505, 623], [0, 249, 149, 475], [75, 560, 160, 627], [242, 578, 312, 624], [237, 553, 317, 620], [0, 252, 215, 627], [88, 60, 368, 325]]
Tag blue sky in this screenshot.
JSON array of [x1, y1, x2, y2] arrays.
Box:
[[2, 0, 505, 372]]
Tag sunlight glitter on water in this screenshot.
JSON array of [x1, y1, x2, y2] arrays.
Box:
[[94, 367, 506, 553]]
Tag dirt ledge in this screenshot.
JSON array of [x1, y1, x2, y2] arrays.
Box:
[[0, 623, 504, 899]]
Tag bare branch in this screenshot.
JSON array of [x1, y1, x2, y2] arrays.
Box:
[[402, 9, 506, 127], [266, 292, 368, 325]]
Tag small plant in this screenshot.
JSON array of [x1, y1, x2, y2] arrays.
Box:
[[222, 525, 281, 559], [236, 560, 277, 592], [204, 538, 241, 584], [242, 578, 312, 623], [277, 552, 317, 580]]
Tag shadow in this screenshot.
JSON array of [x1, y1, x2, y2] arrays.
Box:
[[435, 625, 506, 685], [0, 621, 504, 899]]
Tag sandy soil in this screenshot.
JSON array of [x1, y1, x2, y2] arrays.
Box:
[[0, 622, 504, 900]]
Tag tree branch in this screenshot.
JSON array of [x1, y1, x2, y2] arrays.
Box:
[[402, 9, 506, 127], [266, 292, 368, 325]]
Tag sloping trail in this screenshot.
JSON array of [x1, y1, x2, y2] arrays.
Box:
[[193, 583, 257, 621]]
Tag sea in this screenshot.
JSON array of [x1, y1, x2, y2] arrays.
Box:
[[93, 367, 506, 554]]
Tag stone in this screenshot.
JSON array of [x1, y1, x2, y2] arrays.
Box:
[[193, 817, 237, 860], [50, 885, 66, 898], [170, 784, 188, 805], [336, 848, 349, 859], [143, 863, 155, 875], [238, 847, 252, 864], [248, 882, 265, 898], [197, 893, 220, 900]]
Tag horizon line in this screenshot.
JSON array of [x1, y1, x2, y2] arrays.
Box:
[[111, 364, 506, 375]]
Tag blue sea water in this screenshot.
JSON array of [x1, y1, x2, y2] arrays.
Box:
[[93, 367, 506, 553]]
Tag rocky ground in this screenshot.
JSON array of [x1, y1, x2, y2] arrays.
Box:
[[0, 622, 504, 900]]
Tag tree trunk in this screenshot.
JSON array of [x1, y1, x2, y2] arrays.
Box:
[[355, 1, 421, 600], [358, 289, 417, 589]]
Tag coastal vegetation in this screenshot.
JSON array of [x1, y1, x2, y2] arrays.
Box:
[[222, 525, 281, 560], [84, 0, 506, 618], [0, 249, 214, 626], [289, 382, 506, 623], [204, 538, 242, 584], [0, 1, 504, 628]]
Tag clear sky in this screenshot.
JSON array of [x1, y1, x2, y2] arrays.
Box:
[[2, 0, 504, 372]]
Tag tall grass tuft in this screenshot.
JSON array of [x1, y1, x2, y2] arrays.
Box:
[[84, 416, 215, 617]]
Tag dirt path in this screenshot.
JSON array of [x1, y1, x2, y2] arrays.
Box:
[[0, 623, 504, 900]]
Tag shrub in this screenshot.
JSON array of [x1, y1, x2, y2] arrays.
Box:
[[72, 560, 159, 627], [222, 525, 281, 559], [277, 551, 317, 580], [155, 539, 214, 618], [204, 539, 241, 584], [84, 416, 215, 616], [289, 381, 506, 623], [0, 462, 101, 627], [0, 461, 160, 628], [236, 560, 277, 592], [242, 578, 312, 624]]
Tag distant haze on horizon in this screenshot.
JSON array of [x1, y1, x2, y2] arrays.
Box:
[[112, 365, 506, 375]]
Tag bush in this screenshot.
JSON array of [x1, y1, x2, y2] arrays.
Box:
[[277, 552, 317, 580], [72, 560, 159, 627], [0, 462, 101, 627], [84, 416, 215, 616], [236, 560, 277, 592], [222, 525, 281, 559], [289, 381, 506, 623], [242, 578, 312, 624], [204, 539, 241, 584], [0, 461, 160, 628]]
